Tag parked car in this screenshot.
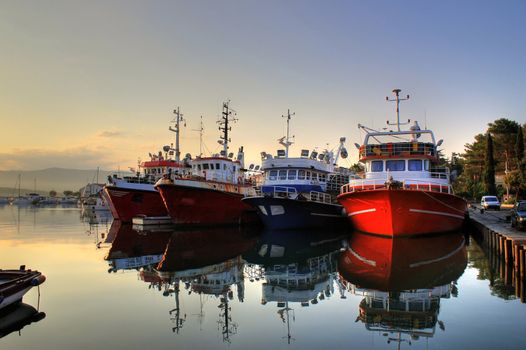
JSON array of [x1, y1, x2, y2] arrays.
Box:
[[511, 201, 526, 230], [481, 196, 500, 210]]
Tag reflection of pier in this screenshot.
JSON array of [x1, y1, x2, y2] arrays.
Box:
[[338, 232, 467, 347]]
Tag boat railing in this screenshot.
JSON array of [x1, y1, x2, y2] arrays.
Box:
[[402, 179, 452, 194], [309, 191, 332, 204], [340, 178, 452, 194], [340, 179, 387, 194], [359, 141, 437, 159], [271, 186, 298, 199]]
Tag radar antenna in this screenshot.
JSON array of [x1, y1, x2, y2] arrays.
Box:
[[386, 89, 410, 131]]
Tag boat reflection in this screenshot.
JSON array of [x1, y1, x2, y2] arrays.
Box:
[[104, 222, 173, 273], [244, 229, 350, 343], [0, 303, 46, 339], [155, 227, 258, 341], [338, 232, 467, 347]]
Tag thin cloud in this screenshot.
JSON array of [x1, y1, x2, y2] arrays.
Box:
[[96, 130, 124, 138], [0, 147, 118, 170]]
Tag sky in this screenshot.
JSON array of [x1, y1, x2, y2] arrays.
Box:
[[1, 0, 525, 171]]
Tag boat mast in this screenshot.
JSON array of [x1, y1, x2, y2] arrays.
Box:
[[218, 101, 237, 157], [192, 116, 205, 157], [386, 89, 410, 131], [280, 109, 295, 158], [169, 107, 186, 162]]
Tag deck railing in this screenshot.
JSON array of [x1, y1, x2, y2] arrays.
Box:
[[309, 191, 332, 204], [340, 178, 452, 194], [359, 142, 437, 159]]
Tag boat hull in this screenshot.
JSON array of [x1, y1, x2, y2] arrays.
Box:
[[337, 189, 467, 237], [103, 185, 167, 223], [0, 270, 46, 310], [242, 196, 348, 230], [156, 183, 258, 226]]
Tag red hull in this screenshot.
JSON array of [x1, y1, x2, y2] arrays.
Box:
[[338, 231, 467, 291], [103, 186, 167, 223], [156, 184, 258, 226], [337, 189, 467, 237]]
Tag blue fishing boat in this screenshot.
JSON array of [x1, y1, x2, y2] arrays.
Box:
[[242, 110, 352, 230]]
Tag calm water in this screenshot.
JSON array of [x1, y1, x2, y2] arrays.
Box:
[[1, 205, 525, 350]]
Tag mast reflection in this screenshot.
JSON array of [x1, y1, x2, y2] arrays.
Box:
[[244, 229, 349, 344], [338, 232, 467, 347], [155, 227, 257, 341]]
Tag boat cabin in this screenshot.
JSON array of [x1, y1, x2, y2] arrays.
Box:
[[190, 156, 244, 184], [260, 154, 333, 193], [343, 128, 451, 193]]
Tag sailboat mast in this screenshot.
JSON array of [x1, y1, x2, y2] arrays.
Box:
[[281, 109, 295, 158]]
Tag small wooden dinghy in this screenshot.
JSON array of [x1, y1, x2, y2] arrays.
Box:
[[0, 266, 46, 311]]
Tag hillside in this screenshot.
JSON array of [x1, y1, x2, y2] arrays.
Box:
[[0, 168, 133, 194]]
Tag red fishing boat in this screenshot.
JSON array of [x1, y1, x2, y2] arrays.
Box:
[[155, 101, 258, 226], [0, 267, 46, 311], [104, 107, 192, 222], [337, 89, 467, 237]]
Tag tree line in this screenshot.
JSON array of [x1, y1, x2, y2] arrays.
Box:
[[451, 118, 526, 202]]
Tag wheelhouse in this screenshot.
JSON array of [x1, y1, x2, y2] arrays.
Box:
[[190, 157, 244, 184]]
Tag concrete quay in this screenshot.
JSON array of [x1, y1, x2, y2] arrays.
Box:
[[468, 205, 526, 302]]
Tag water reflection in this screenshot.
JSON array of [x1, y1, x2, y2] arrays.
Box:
[[338, 232, 467, 347], [244, 229, 350, 344], [103, 223, 258, 342], [0, 303, 46, 339]]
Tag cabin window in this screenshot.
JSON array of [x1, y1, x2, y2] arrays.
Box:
[[408, 159, 423, 171], [223, 164, 227, 170], [233, 166, 236, 172], [198, 164, 202, 171], [386, 160, 405, 171], [298, 170, 306, 180], [306, 171, 311, 180], [269, 170, 278, 180], [424, 160, 430, 171], [279, 170, 287, 180], [215, 163, 220, 170], [312, 172, 318, 181], [320, 174, 326, 182], [371, 161, 383, 172], [203, 164, 209, 170], [287, 170, 297, 180]]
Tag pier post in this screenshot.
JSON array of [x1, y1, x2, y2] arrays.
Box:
[[514, 244, 520, 272], [504, 239, 512, 265], [520, 248, 525, 279]]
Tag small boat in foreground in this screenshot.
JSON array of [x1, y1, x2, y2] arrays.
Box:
[[337, 89, 467, 237], [0, 267, 46, 310]]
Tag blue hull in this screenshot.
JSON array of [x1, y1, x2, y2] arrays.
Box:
[[242, 196, 349, 230]]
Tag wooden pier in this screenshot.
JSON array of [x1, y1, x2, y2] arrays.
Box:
[[469, 206, 526, 302]]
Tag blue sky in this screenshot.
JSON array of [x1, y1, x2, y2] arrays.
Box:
[[1, 0, 525, 170]]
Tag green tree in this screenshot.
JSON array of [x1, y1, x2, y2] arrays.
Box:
[[483, 133, 497, 195], [63, 190, 74, 197], [517, 125, 526, 198], [49, 190, 57, 197], [488, 118, 520, 173]]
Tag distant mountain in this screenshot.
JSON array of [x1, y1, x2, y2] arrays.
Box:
[[0, 168, 133, 194]]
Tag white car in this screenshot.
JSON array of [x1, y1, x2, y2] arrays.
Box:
[[481, 196, 500, 210]]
